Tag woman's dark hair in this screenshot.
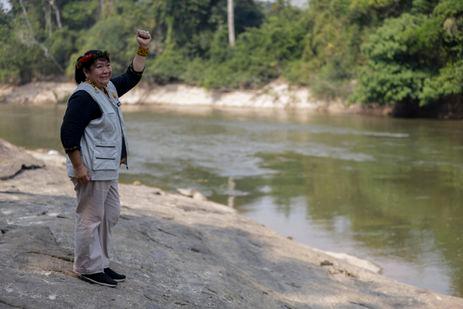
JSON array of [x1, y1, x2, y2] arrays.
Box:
[[74, 50, 111, 84]]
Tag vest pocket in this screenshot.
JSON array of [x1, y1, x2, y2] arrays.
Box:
[[102, 112, 118, 137], [93, 144, 118, 171]]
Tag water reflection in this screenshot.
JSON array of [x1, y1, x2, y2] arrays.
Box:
[[237, 148, 463, 296], [0, 105, 63, 150]]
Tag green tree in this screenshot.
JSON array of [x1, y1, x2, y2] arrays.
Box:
[[354, 1, 463, 108]]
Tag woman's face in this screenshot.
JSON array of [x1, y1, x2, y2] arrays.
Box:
[[85, 58, 112, 88]]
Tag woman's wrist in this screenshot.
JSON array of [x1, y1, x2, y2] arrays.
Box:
[[129, 62, 144, 74], [73, 163, 86, 171]]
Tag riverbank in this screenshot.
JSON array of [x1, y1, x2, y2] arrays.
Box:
[[0, 81, 392, 116], [1, 139, 463, 308]]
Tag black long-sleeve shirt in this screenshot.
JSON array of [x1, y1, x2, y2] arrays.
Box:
[[60, 64, 143, 159]]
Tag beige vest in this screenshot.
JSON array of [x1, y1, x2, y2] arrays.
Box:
[[66, 81, 128, 180]]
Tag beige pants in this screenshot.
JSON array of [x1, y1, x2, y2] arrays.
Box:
[[72, 179, 120, 274]]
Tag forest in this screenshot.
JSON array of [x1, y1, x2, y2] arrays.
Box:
[[0, 0, 462, 111]]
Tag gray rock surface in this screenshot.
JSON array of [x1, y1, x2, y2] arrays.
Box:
[[0, 139, 44, 180], [1, 140, 462, 308]]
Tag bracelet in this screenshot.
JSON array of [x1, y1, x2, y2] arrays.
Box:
[[137, 46, 149, 57], [65, 146, 80, 153]]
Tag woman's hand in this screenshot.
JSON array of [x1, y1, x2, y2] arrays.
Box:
[[133, 29, 152, 72], [68, 150, 91, 185], [136, 29, 151, 49], [74, 164, 91, 185]]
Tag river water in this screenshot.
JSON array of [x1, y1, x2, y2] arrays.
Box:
[[1, 104, 462, 297]]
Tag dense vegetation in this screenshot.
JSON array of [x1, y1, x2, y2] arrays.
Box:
[[1, 0, 462, 111]]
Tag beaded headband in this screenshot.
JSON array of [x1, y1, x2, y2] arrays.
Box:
[[76, 50, 110, 69]]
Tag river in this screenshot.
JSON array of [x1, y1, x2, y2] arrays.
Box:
[[1, 103, 462, 297]]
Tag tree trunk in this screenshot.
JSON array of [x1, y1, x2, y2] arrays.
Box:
[[49, 0, 62, 28], [99, 0, 104, 16], [18, 0, 64, 72], [44, 2, 52, 36], [227, 0, 235, 47], [100, 0, 114, 18]]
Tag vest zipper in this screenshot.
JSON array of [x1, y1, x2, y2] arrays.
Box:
[[108, 97, 129, 170]]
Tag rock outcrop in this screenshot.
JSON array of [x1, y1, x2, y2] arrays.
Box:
[[0, 82, 75, 105], [0, 139, 462, 308], [0, 139, 44, 180], [0, 81, 392, 116]]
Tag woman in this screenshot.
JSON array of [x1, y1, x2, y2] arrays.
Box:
[[60, 29, 151, 287]]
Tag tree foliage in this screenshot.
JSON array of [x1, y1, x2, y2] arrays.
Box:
[[1, 0, 462, 111], [353, 2, 463, 106]]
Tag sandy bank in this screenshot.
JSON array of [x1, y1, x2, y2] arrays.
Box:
[[0, 81, 392, 116], [0, 139, 462, 308]]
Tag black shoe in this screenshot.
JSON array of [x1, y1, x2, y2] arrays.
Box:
[[80, 272, 117, 287], [104, 267, 126, 282]]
